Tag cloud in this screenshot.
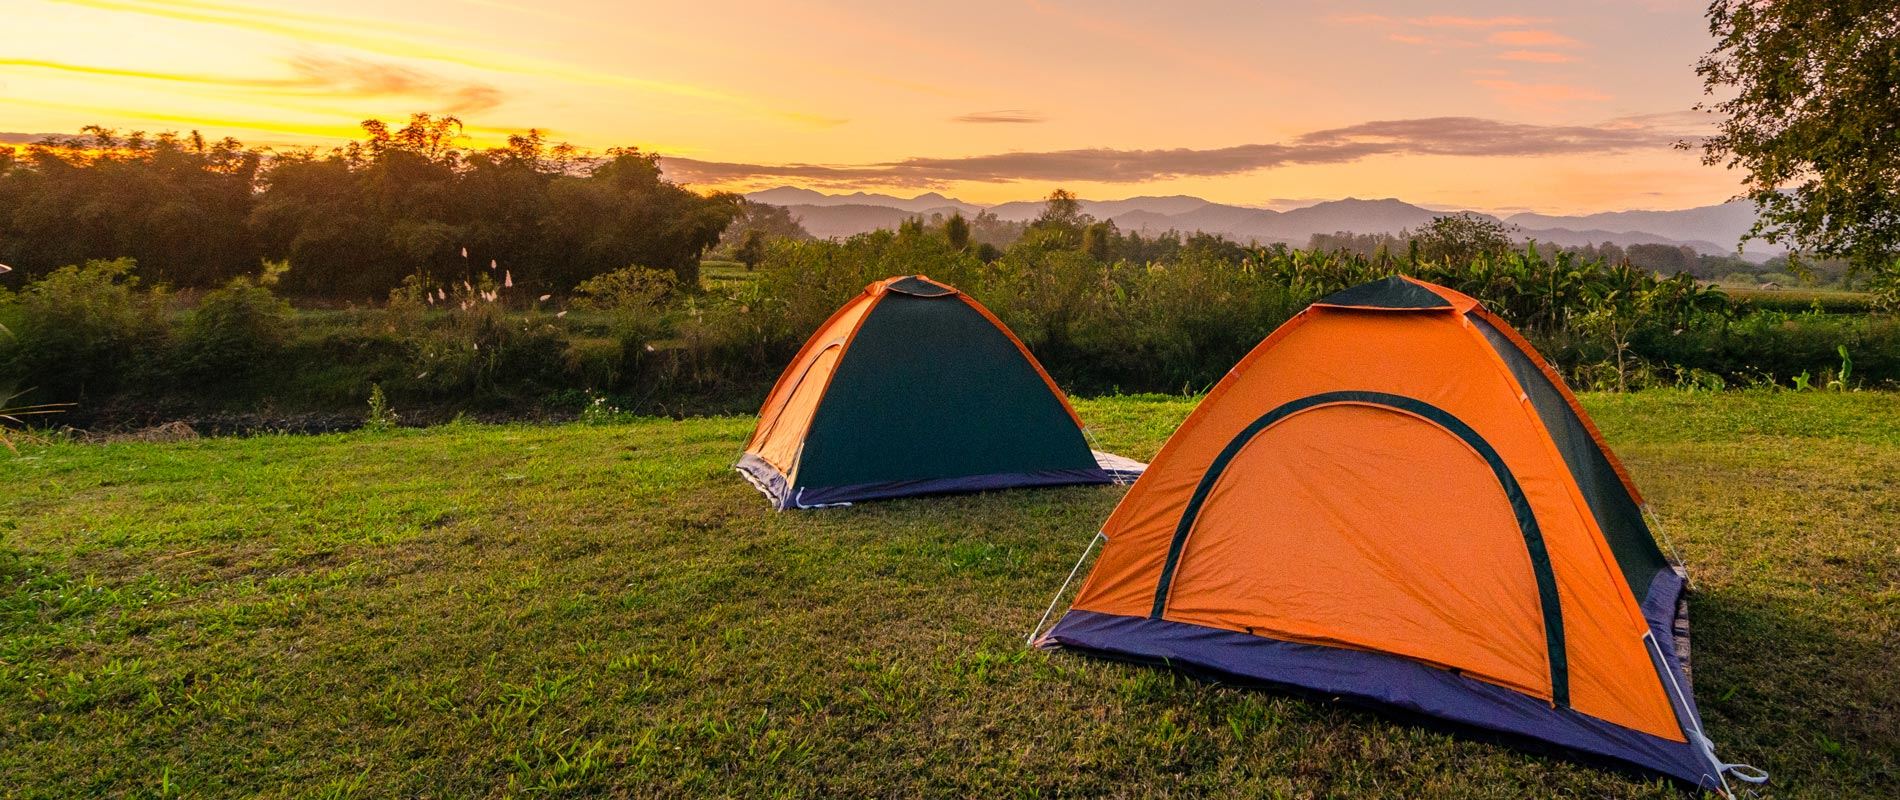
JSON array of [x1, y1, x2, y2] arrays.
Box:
[[660, 115, 1682, 188], [1488, 30, 1583, 47], [1293, 117, 1669, 155], [1332, 16, 1582, 63], [952, 110, 1046, 124], [0, 132, 67, 144], [47, 0, 836, 127], [1497, 50, 1578, 63], [1, 55, 504, 114], [1334, 13, 1545, 28], [1408, 15, 1543, 28], [285, 55, 502, 113]]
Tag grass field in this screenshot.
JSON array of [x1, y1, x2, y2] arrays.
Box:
[[3, 392, 1895, 798], [1723, 286, 1879, 315]]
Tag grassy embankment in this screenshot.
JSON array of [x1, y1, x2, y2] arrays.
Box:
[[2, 392, 1894, 797]]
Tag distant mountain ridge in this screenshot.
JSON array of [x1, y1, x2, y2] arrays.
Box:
[[744, 187, 1776, 260]]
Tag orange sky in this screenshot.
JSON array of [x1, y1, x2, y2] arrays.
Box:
[[1, 0, 1740, 213]]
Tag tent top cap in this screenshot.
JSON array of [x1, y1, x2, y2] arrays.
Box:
[[875, 275, 960, 298], [1314, 275, 1477, 313]]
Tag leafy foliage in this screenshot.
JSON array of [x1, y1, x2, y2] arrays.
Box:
[[0, 193, 1895, 423], [363, 383, 398, 433], [1409, 213, 1518, 266], [1, 116, 739, 298], [0, 129, 261, 287], [1695, 1, 1900, 298], [717, 200, 811, 257], [0, 257, 168, 401], [572, 266, 676, 382], [175, 275, 293, 387]]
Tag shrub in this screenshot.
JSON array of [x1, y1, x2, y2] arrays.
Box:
[[563, 336, 625, 390], [0, 258, 168, 403], [578, 391, 635, 425], [1633, 310, 1900, 389], [569, 265, 678, 392], [381, 276, 572, 403], [752, 232, 985, 337], [174, 275, 293, 390], [572, 265, 674, 345], [363, 383, 397, 432]]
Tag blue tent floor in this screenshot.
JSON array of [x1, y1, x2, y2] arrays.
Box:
[[737, 450, 1146, 510]]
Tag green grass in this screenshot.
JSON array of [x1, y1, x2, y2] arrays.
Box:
[[1725, 287, 1879, 315], [2, 392, 1895, 798], [698, 260, 758, 293]]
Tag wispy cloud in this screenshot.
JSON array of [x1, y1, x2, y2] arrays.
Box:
[[0, 94, 379, 140], [952, 110, 1046, 124], [0, 132, 67, 145], [1333, 13, 1546, 29], [285, 55, 502, 113], [1335, 13, 1579, 64], [1329, 13, 1391, 25], [1488, 30, 1583, 47], [1, 55, 504, 114], [1408, 15, 1543, 28], [660, 115, 1681, 188], [1292, 117, 1662, 154], [1497, 50, 1577, 64], [46, 0, 840, 127]]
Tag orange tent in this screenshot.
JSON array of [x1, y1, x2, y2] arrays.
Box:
[[1036, 276, 1761, 792]]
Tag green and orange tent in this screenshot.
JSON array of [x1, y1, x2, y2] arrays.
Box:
[[737, 275, 1142, 509], [1035, 276, 1763, 792]]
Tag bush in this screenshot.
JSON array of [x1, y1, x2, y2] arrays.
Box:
[[572, 266, 674, 345], [174, 275, 292, 389], [1633, 310, 1900, 389], [753, 232, 985, 337], [363, 383, 397, 432], [13, 225, 1900, 427], [0, 258, 168, 403]]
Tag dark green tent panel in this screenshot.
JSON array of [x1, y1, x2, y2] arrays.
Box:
[[738, 275, 1143, 508]]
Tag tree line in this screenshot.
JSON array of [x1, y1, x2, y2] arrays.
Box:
[[0, 114, 739, 298]]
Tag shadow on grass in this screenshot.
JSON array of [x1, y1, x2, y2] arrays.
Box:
[[1686, 586, 1898, 793]]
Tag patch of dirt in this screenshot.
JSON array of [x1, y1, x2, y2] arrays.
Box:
[[87, 420, 201, 444]]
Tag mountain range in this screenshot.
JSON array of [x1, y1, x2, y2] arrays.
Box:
[[742, 187, 1776, 260]]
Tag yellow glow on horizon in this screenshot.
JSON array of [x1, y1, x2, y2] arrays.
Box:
[[5, 0, 1740, 214], [0, 57, 300, 87], [45, 0, 841, 127]]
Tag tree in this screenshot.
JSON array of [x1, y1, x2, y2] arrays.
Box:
[[1694, 1, 1900, 292], [735, 229, 768, 271], [1031, 189, 1092, 231], [967, 209, 1027, 249], [1081, 221, 1118, 261], [0, 128, 262, 286], [943, 212, 971, 250], [1410, 214, 1517, 266], [716, 200, 810, 252], [1624, 244, 1698, 275]]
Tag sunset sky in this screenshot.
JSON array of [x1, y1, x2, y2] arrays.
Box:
[[3, 0, 1739, 213]]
